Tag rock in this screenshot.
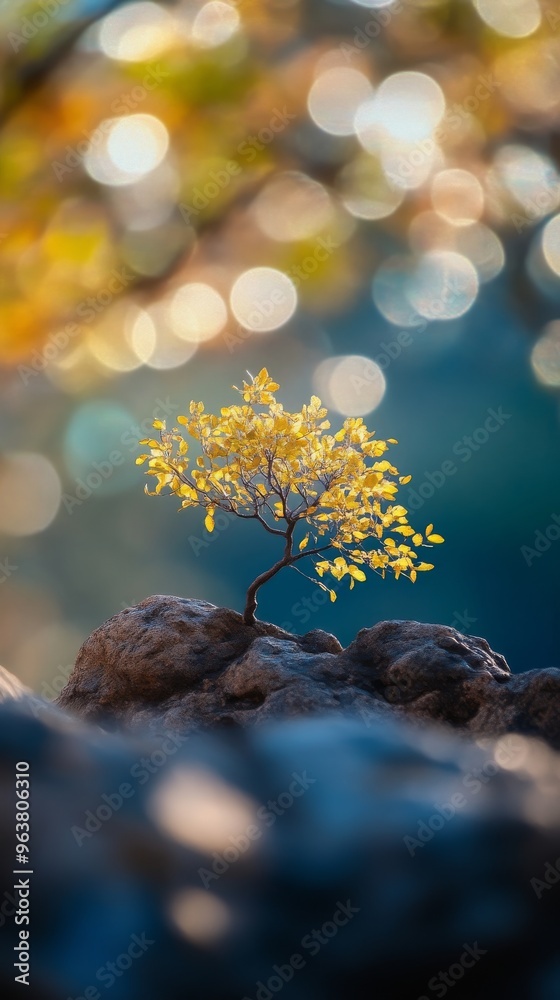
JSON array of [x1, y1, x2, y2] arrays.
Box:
[[2, 699, 560, 1000], [57, 596, 560, 747]]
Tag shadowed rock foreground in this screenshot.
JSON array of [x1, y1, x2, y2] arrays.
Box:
[[58, 595, 560, 747]]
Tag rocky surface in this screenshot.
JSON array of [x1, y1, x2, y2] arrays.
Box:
[[57, 595, 560, 747], [2, 694, 560, 1000]]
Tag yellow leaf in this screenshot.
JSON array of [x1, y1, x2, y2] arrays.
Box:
[[299, 535, 309, 551], [427, 534, 445, 544], [205, 514, 215, 533], [413, 533, 423, 546], [153, 419, 165, 430], [136, 455, 148, 465], [329, 590, 337, 602], [348, 565, 366, 582], [426, 524, 434, 537]]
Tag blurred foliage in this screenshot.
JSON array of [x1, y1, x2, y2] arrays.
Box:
[[0, 0, 559, 369]]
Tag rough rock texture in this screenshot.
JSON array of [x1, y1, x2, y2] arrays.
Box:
[[2, 696, 560, 1000], [58, 596, 560, 747]]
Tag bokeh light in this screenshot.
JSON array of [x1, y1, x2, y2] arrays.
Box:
[[251, 172, 333, 242], [453, 225, 505, 284], [431, 169, 484, 227], [129, 304, 198, 369], [356, 71, 445, 146], [149, 767, 257, 852], [313, 355, 386, 416], [492, 146, 560, 219], [473, 0, 541, 39], [409, 213, 505, 284], [339, 154, 404, 220], [85, 115, 170, 187], [531, 322, 560, 387], [350, 0, 394, 6], [542, 215, 560, 278], [0, 453, 61, 537], [307, 67, 373, 137], [98, 2, 177, 61], [372, 256, 421, 328], [407, 251, 479, 321], [169, 890, 231, 946], [230, 268, 297, 332], [87, 302, 145, 373], [64, 400, 139, 495], [191, 2, 241, 49], [169, 283, 228, 343]]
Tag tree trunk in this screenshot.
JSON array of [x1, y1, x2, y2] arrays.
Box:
[[243, 555, 293, 625]]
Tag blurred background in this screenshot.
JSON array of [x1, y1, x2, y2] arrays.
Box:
[[0, 0, 559, 694]]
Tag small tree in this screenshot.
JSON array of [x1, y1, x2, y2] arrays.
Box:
[[137, 369, 444, 626]]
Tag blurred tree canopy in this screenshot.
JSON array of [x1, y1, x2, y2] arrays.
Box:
[[0, 0, 559, 392]]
